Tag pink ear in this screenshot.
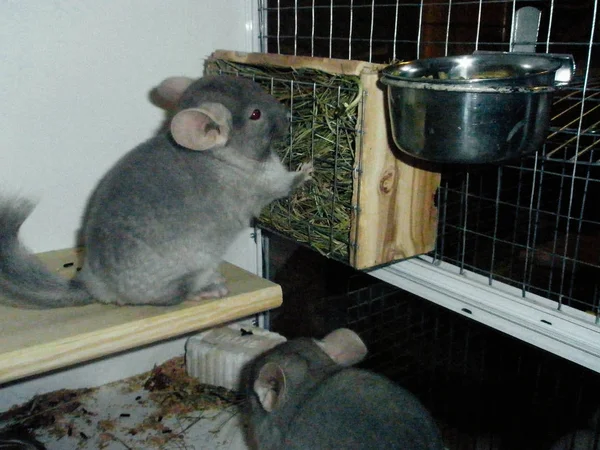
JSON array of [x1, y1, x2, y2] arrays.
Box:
[[253, 362, 287, 412], [316, 328, 368, 367], [170, 102, 232, 151], [155, 76, 195, 104]]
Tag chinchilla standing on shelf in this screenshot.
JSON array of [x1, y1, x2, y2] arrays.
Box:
[[0, 75, 312, 308]]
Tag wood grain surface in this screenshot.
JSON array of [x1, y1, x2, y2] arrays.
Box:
[[0, 248, 282, 384]]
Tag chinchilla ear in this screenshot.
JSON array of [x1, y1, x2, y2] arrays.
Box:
[[155, 76, 195, 105], [253, 362, 287, 412], [316, 328, 368, 367], [170, 102, 232, 151]]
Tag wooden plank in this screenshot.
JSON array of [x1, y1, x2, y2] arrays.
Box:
[[208, 50, 382, 76], [0, 248, 282, 385], [352, 67, 440, 269]]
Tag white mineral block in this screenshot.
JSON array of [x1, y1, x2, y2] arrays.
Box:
[[185, 325, 287, 391]]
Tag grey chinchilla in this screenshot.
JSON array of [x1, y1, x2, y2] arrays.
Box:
[[244, 328, 446, 450], [0, 75, 311, 308]]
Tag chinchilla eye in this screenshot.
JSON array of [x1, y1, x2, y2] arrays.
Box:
[[250, 109, 261, 120]]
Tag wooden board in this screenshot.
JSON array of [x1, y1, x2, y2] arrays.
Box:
[[353, 66, 440, 269], [0, 248, 282, 385], [208, 50, 380, 77], [208, 50, 441, 269]]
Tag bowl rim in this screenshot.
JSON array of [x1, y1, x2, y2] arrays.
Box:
[[381, 53, 564, 85], [379, 77, 557, 93]]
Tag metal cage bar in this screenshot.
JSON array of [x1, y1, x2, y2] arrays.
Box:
[[256, 0, 600, 320]]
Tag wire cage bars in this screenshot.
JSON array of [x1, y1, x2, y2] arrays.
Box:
[[256, 0, 600, 319], [265, 235, 600, 450], [347, 280, 600, 450], [206, 56, 363, 261]]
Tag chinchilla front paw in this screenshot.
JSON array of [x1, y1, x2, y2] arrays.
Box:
[[297, 161, 314, 183], [289, 161, 314, 191]]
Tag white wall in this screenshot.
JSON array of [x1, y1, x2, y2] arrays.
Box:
[[0, 0, 256, 255], [0, 1, 264, 410]]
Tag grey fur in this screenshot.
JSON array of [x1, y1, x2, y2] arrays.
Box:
[[549, 431, 600, 450], [0, 75, 310, 308], [245, 330, 446, 450]]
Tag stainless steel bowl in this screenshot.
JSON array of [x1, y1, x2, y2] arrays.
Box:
[[380, 53, 574, 164]]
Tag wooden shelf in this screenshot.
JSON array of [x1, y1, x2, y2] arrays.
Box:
[[0, 248, 282, 385]]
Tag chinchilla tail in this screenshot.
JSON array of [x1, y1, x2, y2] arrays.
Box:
[[0, 198, 94, 308]]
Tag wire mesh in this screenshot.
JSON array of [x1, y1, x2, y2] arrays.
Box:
[[206, 58, 363, 261], [348, 281, 600, 450], [259, 4, 600, 448], [265, 235, 600, 450], [257, 0, 600, 318]]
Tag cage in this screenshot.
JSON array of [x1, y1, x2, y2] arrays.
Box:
[[255, 1, 600, 449], [265, 233, 600, 450], [254, 0, 600, 315], [1, 1, 598, 449]]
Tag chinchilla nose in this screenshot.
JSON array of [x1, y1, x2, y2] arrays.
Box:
[[271, 120, 289, 141], [271, 111, 291, 140]]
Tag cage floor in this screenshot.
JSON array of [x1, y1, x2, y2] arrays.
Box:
[[0, 357, 248, 450]]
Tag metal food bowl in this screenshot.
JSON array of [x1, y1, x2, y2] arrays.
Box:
[[380, 52, 575, 164]]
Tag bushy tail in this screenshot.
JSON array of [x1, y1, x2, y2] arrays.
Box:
[[0, 199, 94, 308]]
